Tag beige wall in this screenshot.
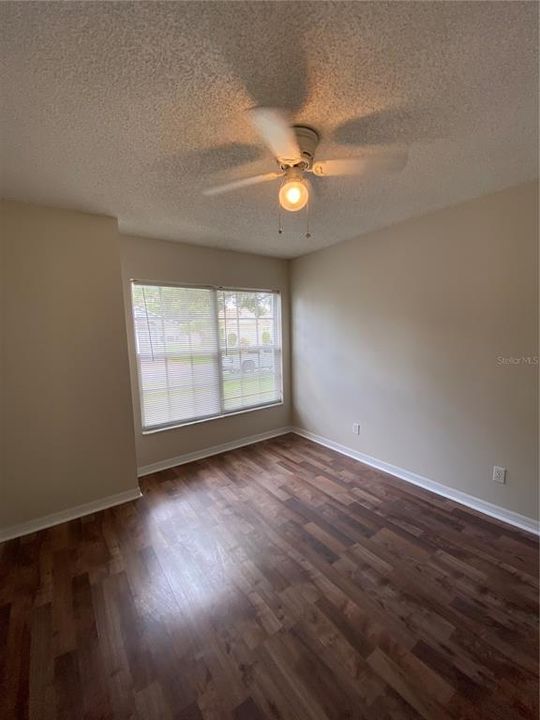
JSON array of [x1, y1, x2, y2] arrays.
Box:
[[291, 182, 539, 520], [2, 182, 536, 531], [120, 234, 291, 470], [0, 202, 138, 532]]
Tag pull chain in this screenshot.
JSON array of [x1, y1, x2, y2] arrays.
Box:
[[278, 205, 283, 235], [305, 194, 311, 239]]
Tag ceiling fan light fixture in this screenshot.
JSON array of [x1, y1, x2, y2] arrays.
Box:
[[279, 170, 309, 212]]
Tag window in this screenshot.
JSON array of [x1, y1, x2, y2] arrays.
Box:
[[131, 282, 283, 431]]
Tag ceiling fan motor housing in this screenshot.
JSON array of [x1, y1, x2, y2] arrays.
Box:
[[290, 126, 319, 169]]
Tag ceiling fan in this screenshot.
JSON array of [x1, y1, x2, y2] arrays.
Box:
[[202, 107, 408, 213]]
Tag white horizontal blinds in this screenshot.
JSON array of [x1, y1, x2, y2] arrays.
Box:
[[132, 283, 282, 430], [132, 284, 220, 429], [218, 290, 282, 412]]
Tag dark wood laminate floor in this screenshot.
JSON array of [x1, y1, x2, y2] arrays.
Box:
[[1, 434, 538, 720]]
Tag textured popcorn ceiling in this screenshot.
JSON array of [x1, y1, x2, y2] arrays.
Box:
[[1, 2, 538, 258]]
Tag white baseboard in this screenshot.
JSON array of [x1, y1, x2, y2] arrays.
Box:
[[0, 487, 142, 544], [292, 427, 539, 536], [137, 426, 293, 477], [5, 426, 535, 542]]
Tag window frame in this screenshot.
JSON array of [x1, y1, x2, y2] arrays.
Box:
[[130, 280, 284, 434]]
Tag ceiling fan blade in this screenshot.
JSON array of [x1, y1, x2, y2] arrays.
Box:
[[312, 148, 408, 177], [203, 171, 282, 197], [248, 107, 302, 165]]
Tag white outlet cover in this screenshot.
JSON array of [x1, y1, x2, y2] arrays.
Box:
[[352, 423, 360, 435], [493, 466, 506, 484]]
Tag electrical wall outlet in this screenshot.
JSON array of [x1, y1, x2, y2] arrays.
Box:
[[352, 422, 360, 435], [493, 466, 506, 484]]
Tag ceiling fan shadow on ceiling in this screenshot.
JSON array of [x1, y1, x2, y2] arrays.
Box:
[[334, 106, 444, 147], [202, 107, 409, 237]]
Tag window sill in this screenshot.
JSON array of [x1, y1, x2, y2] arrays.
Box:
[[141, 400, 284, 435]]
